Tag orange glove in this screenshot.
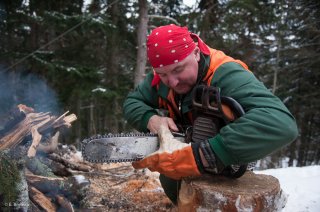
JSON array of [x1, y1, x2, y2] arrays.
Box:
[[132, 125, 202, 180]]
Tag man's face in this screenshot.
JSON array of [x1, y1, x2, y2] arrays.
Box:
[[154, 47, 200, 94]]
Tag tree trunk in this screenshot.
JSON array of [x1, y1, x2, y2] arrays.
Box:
[[134, 0, 149, 87], [272, 37, 281, 94], [104, 3, 121, 133]]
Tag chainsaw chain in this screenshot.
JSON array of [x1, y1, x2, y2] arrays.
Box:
[[81, 132, 157, 163]]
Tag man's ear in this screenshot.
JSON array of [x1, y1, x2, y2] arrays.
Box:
[[194, 46, 201, 62]]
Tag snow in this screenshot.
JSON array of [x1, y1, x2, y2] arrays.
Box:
[[74, 175, 90, 185], [255, 166, 320, 212], [92, 87, 107, 93], [183, 0, 196, 7]]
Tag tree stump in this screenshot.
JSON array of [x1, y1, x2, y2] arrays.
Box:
[[178, 171, 287, 212]]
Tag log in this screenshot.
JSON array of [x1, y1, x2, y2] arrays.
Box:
[[26, 157, 57, 177], [29, 186, 57, 212], [39, 156, 73, 177], [26, 172, 89, 209], [0, 105, 81, 211], [28, 116, 51, 157], [26, 173, 65, 194], [48, 153, 91, 172], [0, 104, 33, 136], [26, 173, 65, 184], [37, 131, 59, 154], [56, 195, 74, 212], [178, 171, 287, 212], [0, 105, 77, 157], [53, 112, 77, 128], [0, 112, 47, 150], [26, 147, 79, 177]]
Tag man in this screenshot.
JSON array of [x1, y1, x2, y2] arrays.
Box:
[[123, 24, 298, 204]]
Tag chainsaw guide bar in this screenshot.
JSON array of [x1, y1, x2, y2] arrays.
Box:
[[81, 133, 161, 163]]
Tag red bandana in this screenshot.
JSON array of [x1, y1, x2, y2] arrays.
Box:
[[147, 24, 210, 86]]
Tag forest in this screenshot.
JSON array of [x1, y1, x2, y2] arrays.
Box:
[[0, 0, 319, 169]]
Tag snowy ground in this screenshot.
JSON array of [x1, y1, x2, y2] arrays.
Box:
[[255, 166, 320, 212]]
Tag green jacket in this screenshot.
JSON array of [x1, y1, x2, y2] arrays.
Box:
[[123, 51, 298, 166]]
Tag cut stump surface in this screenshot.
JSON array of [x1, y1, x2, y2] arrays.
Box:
[[178, 171, 287, 212]]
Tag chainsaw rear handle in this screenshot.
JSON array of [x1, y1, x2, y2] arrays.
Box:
[[221, 96, 245, 120], [192, 85, 248, 178], [192, 85, 245, 122]]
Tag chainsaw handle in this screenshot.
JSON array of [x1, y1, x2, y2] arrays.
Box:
[[191, 85, 249, 178], [192, 85, 221, 113], [220, 96, 245, 122], [192, 85, 245, 123]]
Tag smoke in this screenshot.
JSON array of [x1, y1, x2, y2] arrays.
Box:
[[0, 68, 60, 117]]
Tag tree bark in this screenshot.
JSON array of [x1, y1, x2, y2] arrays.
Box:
[[29, 186, 57, 212], [134, 0, 149, 87]]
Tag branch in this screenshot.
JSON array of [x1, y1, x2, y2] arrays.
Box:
[[148, 15, 180, 26]]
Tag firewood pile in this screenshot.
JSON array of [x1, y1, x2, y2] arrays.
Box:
[[0, 104, 174, 212]]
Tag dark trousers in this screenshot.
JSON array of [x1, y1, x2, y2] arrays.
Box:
[[159, 174, 181, 205]]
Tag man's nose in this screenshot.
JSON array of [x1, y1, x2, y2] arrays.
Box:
[[167, 76, 179, 88]]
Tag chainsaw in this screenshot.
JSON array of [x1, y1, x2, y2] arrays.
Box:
[[81, 85, 250, 177]]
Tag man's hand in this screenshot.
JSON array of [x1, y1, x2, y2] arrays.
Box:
[[147, 115, 179, 133], [132, 125, 202, 180]]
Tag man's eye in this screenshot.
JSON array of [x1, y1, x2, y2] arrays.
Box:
[[173, 68, 182, 74]]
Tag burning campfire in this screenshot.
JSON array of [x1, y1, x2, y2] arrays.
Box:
[[0, 104, 80, 211], [0, 104, 174, 211]]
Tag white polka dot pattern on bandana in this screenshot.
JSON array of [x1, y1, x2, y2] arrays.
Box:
[[147, 24, 197, 68]]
